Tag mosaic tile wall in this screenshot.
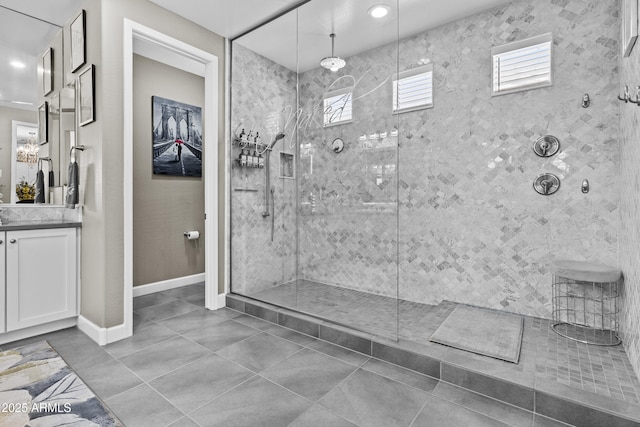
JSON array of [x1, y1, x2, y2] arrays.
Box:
[[231, 0, 621, 322], [230, 44, 298, 296], [618, 0, 640, 383], [296, 0, 620, 318]]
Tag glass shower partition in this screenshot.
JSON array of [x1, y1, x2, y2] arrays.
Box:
[[230, 0, 400, 341]]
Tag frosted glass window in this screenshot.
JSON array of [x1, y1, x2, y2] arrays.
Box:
[[323, 89, 352, 127], [393, 65, 433, 113], [492, 33, 552, 96]]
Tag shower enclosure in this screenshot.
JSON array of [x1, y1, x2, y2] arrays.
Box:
[[230, 0, 401, 339], [229, 0, 619, 344]]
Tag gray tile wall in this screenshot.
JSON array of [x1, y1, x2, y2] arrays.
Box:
[[230, 44, 298, 295], [297, 0, 619, 318], [618, 0, 640, 387], [231, 0, 623, 341]]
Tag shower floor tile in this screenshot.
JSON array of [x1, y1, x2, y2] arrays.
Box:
[[248, 280, 640, 405]]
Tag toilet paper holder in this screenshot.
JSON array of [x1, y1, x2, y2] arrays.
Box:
[[184, 231, 200, 240]]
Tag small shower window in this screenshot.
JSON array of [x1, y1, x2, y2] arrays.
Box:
[[323, 88, 353, 127], [392, 64, 433, 113], [492, 33, 553, 96]]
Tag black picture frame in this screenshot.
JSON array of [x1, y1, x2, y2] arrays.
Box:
[[42, 48, 53, 96], [70, 9, 86, 73], [78, 65, 95, 126], [38, 102, 48, 144]]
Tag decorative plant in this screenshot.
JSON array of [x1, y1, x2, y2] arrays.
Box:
[[16, 178, 35, 201]]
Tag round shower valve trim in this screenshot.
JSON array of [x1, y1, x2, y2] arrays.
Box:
[[533, 135, 560, 157], [332, 137, 344, 153]]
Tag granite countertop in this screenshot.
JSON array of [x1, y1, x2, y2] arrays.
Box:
[[0, 221, 82, 231]]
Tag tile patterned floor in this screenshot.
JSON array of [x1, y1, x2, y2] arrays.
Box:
[[1, 283, 571, 427], [250, 280, 640, 404]]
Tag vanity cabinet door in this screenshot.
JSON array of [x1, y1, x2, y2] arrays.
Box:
[[0, 233, 5, 333], [6, 228, 76, 331]]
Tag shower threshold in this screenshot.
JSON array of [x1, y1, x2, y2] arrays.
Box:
[[227, 281, 640, 427]]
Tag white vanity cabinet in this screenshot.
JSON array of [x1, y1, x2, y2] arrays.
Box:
[[3, 228, 77, 332]]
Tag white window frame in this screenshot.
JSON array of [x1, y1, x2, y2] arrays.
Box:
[[491, 33, 553, 97], [323, 88, 353, 127], [392, 64, 434, 114]]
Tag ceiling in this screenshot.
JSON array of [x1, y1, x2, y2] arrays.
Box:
[[0, 0, 84, 109], [228, 0, 512, 72], [0, 0, 511, 110]]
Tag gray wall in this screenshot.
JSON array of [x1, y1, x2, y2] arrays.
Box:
[[132, 54, 205, 286], [230, 0, 620, 320], [296, 0, 619, 318], [230, 44, 298, 296], [74, 0, 225, 328], [618, 0, 640, 388]]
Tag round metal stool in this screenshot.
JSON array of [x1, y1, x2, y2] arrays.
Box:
[[551, 260, 621, 346]]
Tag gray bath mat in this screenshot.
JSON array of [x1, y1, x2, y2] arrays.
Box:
[[429, 305, 524, 363]]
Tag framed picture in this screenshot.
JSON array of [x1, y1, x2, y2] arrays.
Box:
[[78, 65, 94, 126], [279, 152, 295, 179], [151, 96, 203, 177], [622, 0, 638, 58], [38, 102, 48, 144], [70, 9, 86, 72], [42, 48, 53, 96]]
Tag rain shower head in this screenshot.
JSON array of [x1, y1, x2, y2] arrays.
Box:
[[320, 33, 346, 72], [266, 133, 285, 150]]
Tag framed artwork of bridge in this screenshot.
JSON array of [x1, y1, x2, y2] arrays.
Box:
[[151, 96, 203, 177]]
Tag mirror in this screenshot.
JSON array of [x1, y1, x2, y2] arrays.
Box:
[[0, 2, 82, 205], [10, 121, 38, 203]]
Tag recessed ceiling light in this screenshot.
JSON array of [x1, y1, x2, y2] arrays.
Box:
[[10, 60, 26, 69], [368, 4, 390, 18]]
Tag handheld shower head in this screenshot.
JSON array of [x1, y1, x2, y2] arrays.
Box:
[[267, 133, 285, 150]]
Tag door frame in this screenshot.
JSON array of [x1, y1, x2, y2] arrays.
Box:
[[122, 19, 219, 339]]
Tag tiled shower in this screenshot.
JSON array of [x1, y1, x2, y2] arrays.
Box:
[[230, 0, 640, 392]]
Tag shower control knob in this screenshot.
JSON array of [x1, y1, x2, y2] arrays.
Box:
[[533, 173, 560, 196], [9, 239, 16, 243], [0, 240, 3, 244]]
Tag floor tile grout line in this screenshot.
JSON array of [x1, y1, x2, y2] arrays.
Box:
[[359, 358, 440, 393], [105, 323, 179, 359], [433, 380, 536, 424], [426, 392, 525, 427], [408, 393, 432, 427], [112, 333, 208, 363], [255, 372, 367, 426], [180, 374, 261, 418], [305, 343, 371, 367]]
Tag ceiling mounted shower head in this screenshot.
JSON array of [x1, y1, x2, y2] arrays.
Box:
[[320, 33, 346, 72]]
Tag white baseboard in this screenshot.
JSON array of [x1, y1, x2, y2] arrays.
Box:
[[0, 318, 77, 345], [132, 273, 205, 297], [217, 292, 227, 309], [77, 315, 131, 346]]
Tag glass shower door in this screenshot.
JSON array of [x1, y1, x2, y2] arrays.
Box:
[[230, 0, 400, 341], [294, 0, 400, 340], [229, 10, 298, 301]]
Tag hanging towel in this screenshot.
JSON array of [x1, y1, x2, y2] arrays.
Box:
[[48, 169, 54, 187], [34, 169, 45, 204], [65, 161, 79, 209]]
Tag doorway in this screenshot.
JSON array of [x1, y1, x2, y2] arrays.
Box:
[[122, 20, 219, 339]]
